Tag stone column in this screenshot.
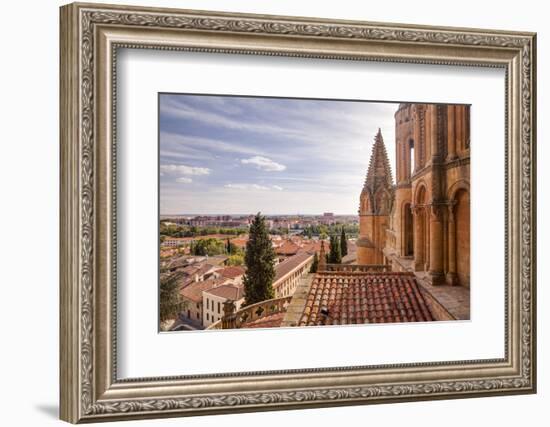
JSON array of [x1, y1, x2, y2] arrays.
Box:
[[399, 140, 404, 183], [446, 202, 458, 285], [446, 105, 458, 161], [412, 205, 424, 270], [429, 204, 445, 285]]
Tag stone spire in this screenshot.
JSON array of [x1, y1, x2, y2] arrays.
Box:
[[318, 240, 327, 271], [356, 129, 395, 264], [364, 128, 394, 192]]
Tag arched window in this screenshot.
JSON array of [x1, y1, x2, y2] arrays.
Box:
[[409, 139, 415, 177]]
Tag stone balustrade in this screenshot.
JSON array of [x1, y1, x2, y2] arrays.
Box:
[[322, 264, 390, 273], [206, 295, 293, 330]]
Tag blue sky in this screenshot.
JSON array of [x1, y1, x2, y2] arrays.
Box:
[[160, 94, 398, 215]]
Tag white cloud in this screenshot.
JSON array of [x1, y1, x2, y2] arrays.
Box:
[[224, 183, 271, 191], [223, 183, 284, 191], [161, 99, 299, 136], [160, 164, 211, 176], [241, 156, 286, 172], [176, 177, 193, 184], [161, 131, 263, 157]]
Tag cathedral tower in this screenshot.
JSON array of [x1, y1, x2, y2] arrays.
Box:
[[356, 129, 394, 265]]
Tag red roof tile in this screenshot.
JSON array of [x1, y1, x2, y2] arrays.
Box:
[[276, 240, 300, 256], [218, 266, 246, 279], [204, 284, 244, 300], [230, 237, 248, 249], [299, 272, 434, 326], [241, 312, 285, 329], [300, 240, 327, 253], [180, 278, 228, 303]]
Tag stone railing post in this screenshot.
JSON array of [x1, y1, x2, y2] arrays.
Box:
[[221, 300, 237, 329]]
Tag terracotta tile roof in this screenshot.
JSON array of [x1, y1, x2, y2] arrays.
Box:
[[207, 255, 229, 266], [218, 266, 246, 279], [230, 237, 248, 249], [180, 278, 228, 303], [273, 252, 313, 287], [300, 240, 326, 253], [181, 263, 220, 278], [240, 312, 285, 329], [204, 284, 244, 300], [181, 263, 204, 276], [299, 272, 434, 326], [276, 240, 301, 256], [164, 255, 198, 270]]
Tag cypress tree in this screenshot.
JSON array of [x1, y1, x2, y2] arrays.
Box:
[[226, 238, 231, 254], [329, 234, 342, 264], [340, 227, 348, 257], [243, 213, 276, 306]]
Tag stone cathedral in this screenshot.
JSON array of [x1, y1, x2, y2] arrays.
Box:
[[357, 103, 470, 287]]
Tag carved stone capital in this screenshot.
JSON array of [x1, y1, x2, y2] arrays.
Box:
[[410, 204, 424, 216], [429, 203, 445, 222], [447, 200, 458, 221]]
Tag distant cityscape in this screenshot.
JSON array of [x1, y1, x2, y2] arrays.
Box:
[[161, 213, 358, 234], [159, 96, 470, 333]]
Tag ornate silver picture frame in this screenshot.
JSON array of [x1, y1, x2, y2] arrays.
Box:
[[60, 2, 536, 423]]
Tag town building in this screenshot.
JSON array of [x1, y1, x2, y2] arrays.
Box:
[[161, 237, 188, 247], [273, 251, 314, 298], [202, 284, 244, 327], [179, 277, 228, 325], [215, 265, 246, 285]]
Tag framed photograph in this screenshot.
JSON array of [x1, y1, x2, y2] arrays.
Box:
[[60, 2, 537, 423]]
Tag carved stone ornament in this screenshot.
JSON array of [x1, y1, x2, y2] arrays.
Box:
[[447, 200, 458, 221], [60, 3, 536, 423], [429, 203, 446, 222]]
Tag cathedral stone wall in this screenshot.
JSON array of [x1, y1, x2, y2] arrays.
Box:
[[359, 103, 470, 287]]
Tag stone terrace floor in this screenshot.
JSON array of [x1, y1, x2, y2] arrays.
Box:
[[416, 272, 470, 320], [393, 256, 470, 320]]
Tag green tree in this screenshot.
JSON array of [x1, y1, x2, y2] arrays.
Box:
[[309, 251, 319, 273], [328, 235, 342, 264], [243, 213, 276, 305], [191, 238, 225, 256], [159, 273, 183, 323], [227, 253, 245, 266], [340, 227, 348, 257]]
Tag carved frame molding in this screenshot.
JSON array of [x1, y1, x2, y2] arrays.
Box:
[[60, 2, 536, 423]]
